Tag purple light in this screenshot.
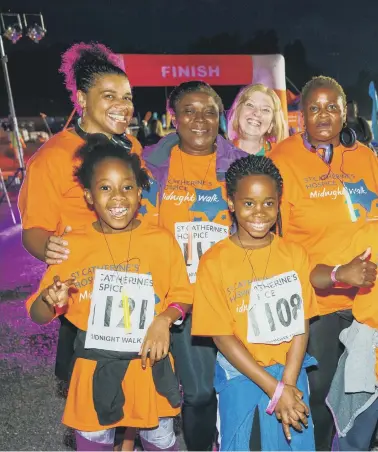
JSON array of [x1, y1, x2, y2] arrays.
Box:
[[26, 24, 46, 43], [3, 25, 22, 44]]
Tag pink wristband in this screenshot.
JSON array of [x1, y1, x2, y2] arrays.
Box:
[[168, 303, 186, 324], [266, 381, 285, 415], [331, 265, 341, 284]]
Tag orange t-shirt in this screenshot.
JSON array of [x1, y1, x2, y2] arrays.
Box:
[[270, 134, 378, 315], [159, 145, 231, 283], [25, 222, 192, 430], [18, 129, 157, 236], [322, 222, 378, 377], [192, 235, 318, 367]]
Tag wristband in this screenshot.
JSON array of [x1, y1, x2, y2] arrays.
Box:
[[266, 381, 285, 415], [331, 265, 342, 284], [55, 304, 68, 316], [168, 303, 186, 326]]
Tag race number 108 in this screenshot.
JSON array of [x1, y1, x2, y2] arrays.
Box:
[[249, 293, 302, 337]]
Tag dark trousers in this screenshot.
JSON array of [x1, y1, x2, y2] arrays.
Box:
[[307, 311, 353, 451], [337, 397, 378, 451], [171, 314, 217, 451], [55, 315, 78, 382]]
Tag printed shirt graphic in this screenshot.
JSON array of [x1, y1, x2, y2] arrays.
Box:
[[159, 146, 231, 281], [25, 222, 191, 431], [192, 235, 318, 367], [270, 134, 378, 315], [322, 222, 378, 379], [18, 130, 157, 235]]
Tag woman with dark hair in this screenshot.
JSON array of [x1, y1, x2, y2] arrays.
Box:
[[270, 75, 378, 450], [18, 42, 148, 401], [142, 81, 247, 451]]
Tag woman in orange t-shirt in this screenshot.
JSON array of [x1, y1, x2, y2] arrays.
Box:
[[142, 81, 246, 451], [18, 43, 151, 391], [192, 155, 318, 451], [270, 75, 378, 450], [26, 135, 192, 451], [227, 84, 288, 156]]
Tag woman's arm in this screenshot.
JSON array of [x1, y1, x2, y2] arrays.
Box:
[[310, 248, 376, 290], [22, 226, 71, 265]]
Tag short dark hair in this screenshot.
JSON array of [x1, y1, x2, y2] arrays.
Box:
[[74, 134, 150, 191], [167, 81, 224, 114], [226, 155, 284, 236], [301, 75, 346, 109], [60, 42, 127, 113]]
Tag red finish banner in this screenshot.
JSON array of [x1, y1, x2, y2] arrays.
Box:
[[119, 54, 253, 87]]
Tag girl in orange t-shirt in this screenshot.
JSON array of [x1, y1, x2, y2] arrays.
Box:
[[26, 135, 192, 451], [192, 155, 318, 451], [227, 84, 288, 156]]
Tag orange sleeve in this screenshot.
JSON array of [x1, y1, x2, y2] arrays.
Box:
[[294, 244, 319, 320], [320, 224, 375, 266], [18, 148, 69, 231], [192, 254, 234, 336], [162, 234, 193, 308]]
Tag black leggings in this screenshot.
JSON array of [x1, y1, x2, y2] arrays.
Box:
[[307, 311, 353, 451], [171, 314, 217, 451]]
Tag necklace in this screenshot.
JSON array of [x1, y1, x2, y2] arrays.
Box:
[[237, 231, 272, 287], [99, 221, 141, 333]]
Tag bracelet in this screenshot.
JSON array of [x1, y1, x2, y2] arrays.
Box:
[[168, 303, 186, 326], [55, 304, 67, 316], [266, 381, 285, 415], [331, 265, 342, 284]]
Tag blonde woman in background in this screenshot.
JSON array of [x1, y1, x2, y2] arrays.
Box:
[[228, 84, 287, 155]]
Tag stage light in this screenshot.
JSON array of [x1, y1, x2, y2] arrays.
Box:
[[3, 24, 22, 43], [23, 14, 46, 44], [26, 23, 46, 43]]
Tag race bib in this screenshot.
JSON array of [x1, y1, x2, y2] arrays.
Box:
[[247, 271, 305, 345], [86, 269, 155, 353], [175, 221, 229, 283]]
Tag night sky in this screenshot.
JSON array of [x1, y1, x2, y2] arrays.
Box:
[[1, 0, 378, 117]]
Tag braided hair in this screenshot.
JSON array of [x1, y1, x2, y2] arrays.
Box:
[[301, 75, 346, 109], [226, 155, 284, 236], [74, 134, 150, 191]]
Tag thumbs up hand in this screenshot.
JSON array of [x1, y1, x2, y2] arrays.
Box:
[[337, 248, 377, 287]]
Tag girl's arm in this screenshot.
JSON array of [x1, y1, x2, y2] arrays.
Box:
[[29, 276, 74, 324], [29, 292, 56, 324], [282, 321, 309, 386]]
